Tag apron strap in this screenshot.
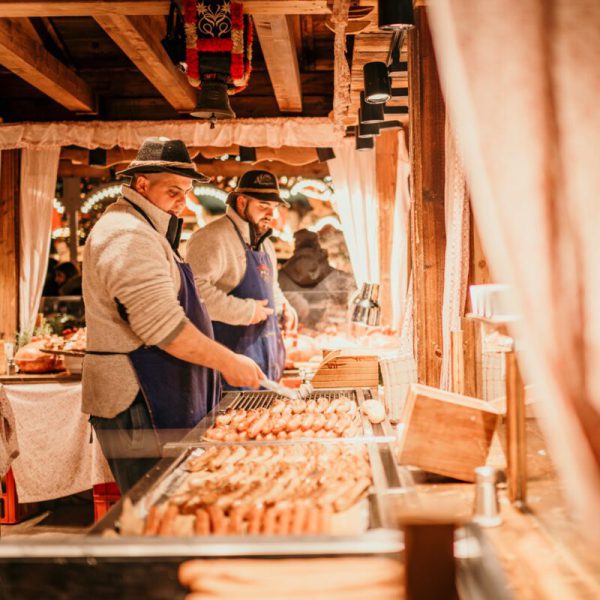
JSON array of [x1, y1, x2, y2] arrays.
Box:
[[123, 197, 183, 260], [86, 348, 141, 356], [226, 215, 273, 252]]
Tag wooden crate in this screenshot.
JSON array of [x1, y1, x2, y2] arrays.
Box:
[[396, 384, 502, 482], [311, 352, 379, 389]]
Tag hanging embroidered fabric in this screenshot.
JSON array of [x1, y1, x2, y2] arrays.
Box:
[[183, 0, 253, 93]]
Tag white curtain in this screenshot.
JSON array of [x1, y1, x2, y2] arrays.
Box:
[[389, 130, 412, 333], [0, 117, 341, 150], [329, 138, 380, 285], [440, 120, 470, 390], [428, 0, 600, 539], [19, 147, 61, 336]]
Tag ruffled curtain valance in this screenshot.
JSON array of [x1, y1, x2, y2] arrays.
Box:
[[0, 117, 343, 150]]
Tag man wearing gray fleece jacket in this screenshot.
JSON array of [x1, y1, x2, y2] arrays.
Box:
[[83, 138, 264, 492]]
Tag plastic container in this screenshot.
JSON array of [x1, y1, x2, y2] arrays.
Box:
[[0, 468, 40, 524], [93, 482, 121, 522]]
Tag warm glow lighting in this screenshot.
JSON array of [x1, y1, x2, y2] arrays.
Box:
[[308, 216, 343, 233], [290, 179, 333, 202], [193, 185, 228, 203], [81, 184, 121, 214]]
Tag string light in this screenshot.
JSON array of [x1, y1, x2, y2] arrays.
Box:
[[193, 185, 228, 203], [290, 179, 333, 202], [53, 198, 65, 214], [80, 184, 121, 214], [308, 216, 343, 233]]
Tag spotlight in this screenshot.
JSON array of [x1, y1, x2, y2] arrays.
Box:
[[360, 91, 384, 124], [356, 136, 374, 151], [363, 62, 391, 104], [378, 0, 414, 31], [238, 146, 257, 162], [89, 148, 107, 167], [358, 110, 380, 138], [316, 147, 336, 162]]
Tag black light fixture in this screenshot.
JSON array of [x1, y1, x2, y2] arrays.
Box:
[[363, 62, 391, 104], [378, 0, 414, 31], [238, 146, 257, 162], [356, 136, 374, 151], [316, 147, 336, 162], [388, 40, 407, 78], [89, 148, 107, 167], [360, 91, 384, 124], [190, 80, 236, 121], [378, 120, 403, 131], [357, 110, 380, 138], [384, 105, 409, 115]]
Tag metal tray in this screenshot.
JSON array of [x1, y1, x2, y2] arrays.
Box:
[[83, 389, 414, 556]]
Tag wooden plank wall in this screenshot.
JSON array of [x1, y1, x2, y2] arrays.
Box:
[[0, 149, 20, 340], [408, 6, 446, 387]]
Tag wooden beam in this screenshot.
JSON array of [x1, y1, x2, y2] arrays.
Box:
[[0, 18, 94, 112], [94, 14, 196, 112], [57, 158, 328, 180], [0, 150, 20, 341], [409, 7, 446, 387], [375, 129, 399, 327], [254, 15, 303, 113], [0, 1, 331, 17]]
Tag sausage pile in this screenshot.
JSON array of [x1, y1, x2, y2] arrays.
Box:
[[142, 443, 372, 537], [204, 396, 361, 442]]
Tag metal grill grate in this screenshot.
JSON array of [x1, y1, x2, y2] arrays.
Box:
[[228, 389, 361, 411]]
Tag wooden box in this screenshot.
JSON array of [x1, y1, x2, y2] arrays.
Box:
[[311, 352, 379, 389], [396, 384, 502, 482]]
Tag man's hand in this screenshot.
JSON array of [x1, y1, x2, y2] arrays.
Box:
[[221, 353, 264, 389], [249, 299, 274, 324], [282, 302, 298, 334]]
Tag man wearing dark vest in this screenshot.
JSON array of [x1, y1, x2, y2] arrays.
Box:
[[187, 170, 295, 389], [82, 138, 264, 493]]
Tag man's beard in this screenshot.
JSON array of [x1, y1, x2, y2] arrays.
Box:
[[242, 204, 271, 236]]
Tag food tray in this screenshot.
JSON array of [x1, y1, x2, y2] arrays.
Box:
[[203, 389, 366, 442], [89, 388, 417, 556]]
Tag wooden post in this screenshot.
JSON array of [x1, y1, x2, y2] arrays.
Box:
[[404, 522, 458, 600], [505, 350, 527, 507], [0, 150, 20, 340], [376, 129, 400, 327], [450, 329, 464, 395], [461, 316, 484, 398], [462, 213, 490, 397], [408, 6, 446, 386], [62, 177, 81, 265]]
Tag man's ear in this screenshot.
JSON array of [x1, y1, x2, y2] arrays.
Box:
[[133, 175, 148, 195], [235, 195, 247, 213]]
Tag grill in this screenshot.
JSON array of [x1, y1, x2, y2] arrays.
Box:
[[225, 389, 368, 411]]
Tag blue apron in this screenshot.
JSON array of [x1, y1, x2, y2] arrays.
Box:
[[129, 258, 221, 433], [91, 199, 221, 437], [212, 217, 285, 391]]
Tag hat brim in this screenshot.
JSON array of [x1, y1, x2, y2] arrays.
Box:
[[116, 164, 210, 183], [227, 190, 291, 208]]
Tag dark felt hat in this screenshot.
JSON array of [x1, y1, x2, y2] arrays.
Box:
[[227, 169, 290, 208], [116, 137, 209, 182]]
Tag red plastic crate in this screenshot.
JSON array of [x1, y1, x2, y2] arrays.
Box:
[[0, 468, 40, 524], [93, 482, 121, 522]]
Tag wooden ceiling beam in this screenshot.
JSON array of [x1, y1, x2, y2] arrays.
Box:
[[0, 1, 331, 17], [254, 15, 303, 113], [94, 14, 196, 112], [0, 18, 94, 112]]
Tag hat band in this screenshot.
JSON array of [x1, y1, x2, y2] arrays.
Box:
[[127, 159, 197, 169], [235, 187, 280, 195]]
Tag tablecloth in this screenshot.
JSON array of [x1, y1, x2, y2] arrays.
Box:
[[1, 382, 113, 502], [0, 387, 19, 477]]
